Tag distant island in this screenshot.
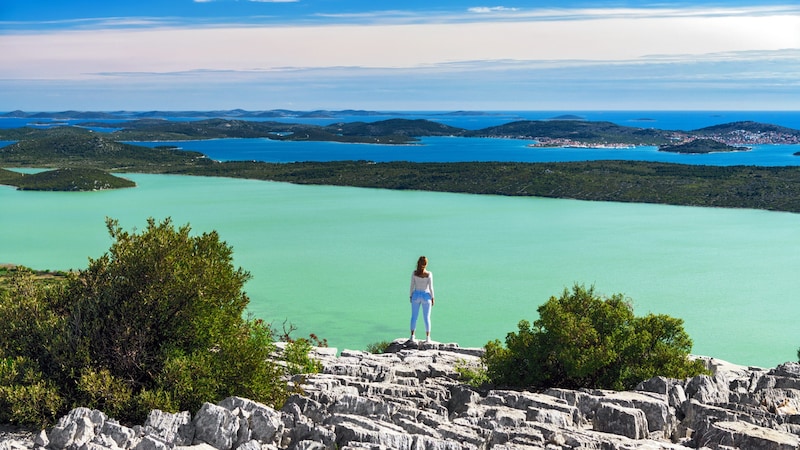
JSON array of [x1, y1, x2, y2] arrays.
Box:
[[1, 115, 800, 211], [0, 167, 134, 191], [3, 111, 799, 148], [658, 138, 748, 154]]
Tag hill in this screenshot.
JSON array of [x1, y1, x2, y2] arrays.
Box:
[[692, 121, 800, 135], [659, 139, 747, 154], [77, 118, 424, 144], [325, 119, 464, 137], [0, 168, 25, 186], [692, 121, 800, 145], [172, 160, 800, 213], [465, 120, 674, 145], [13, 168, 135, 191], [0, 127, 210, 171]]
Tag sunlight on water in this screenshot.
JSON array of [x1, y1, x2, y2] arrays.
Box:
[[2, 173, 799, 367]]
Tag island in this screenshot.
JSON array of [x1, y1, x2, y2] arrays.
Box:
[[658, 138, 748, 154], [1, 167, 135, 191]]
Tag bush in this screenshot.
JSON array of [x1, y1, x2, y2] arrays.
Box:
[[76, 368, 133, 420], [0, 357, 63, 427], [483, 284, 708, 391], [283, 338, 323, 375], [0, 217, 319, 425], [365, 340, 392, 354], [454, 359, 490, 388]]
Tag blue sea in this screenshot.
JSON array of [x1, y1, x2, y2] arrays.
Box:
[[3, 111, 799, 166]]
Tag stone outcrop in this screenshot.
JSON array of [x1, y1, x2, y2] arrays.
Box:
[[9, 339, 800, 449]]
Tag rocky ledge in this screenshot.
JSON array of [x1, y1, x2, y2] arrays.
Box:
[[5, 339, 800, 450]]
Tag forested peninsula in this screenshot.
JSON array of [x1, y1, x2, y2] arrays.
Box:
[[2, 117, 800, 213]]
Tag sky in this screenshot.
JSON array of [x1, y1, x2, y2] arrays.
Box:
[[1, 0, 799, 111]]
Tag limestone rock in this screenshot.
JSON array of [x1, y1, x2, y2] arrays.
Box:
[[28, 339, 800, 450], [143, 410, 194, 446], [699, 420, 800, 449], [594, 402, 649, 439], [192, 403, 240, 450]]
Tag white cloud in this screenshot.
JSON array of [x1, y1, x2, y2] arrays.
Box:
[[468, 6, 519, 14]]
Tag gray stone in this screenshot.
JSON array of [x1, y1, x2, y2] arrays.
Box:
[[46, 416, 97, 450], [47, 408, 108, 450], [234, 440, 262, 450], [143, 410, 194, 446], [699, 420, 800, 450], [772, 362, 800, 379], [132, 436, 169, 450], [192, 403, 239, 450], [593, 402, 648, 439], [34, 429, 49, 448], [685, 373, 731, 404], [100, 420, 136, 449], [175, 444, 217, 450], [668, 384, 687, 411], [599, 391, 673, 435]]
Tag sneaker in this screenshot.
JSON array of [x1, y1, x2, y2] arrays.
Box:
[[425, 337, 431, 343], [406, 336, 416, 344]]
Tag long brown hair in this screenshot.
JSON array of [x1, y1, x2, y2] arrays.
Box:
[[414, 256, 428, 277]]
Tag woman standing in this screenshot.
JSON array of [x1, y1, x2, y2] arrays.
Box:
[[409, 255, 435, 343]]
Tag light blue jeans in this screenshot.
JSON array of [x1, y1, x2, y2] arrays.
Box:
[[410, 290, 432, 333]]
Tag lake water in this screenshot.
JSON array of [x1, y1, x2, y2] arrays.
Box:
[[2, 173, 799, 368]]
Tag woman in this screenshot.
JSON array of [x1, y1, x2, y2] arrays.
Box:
[[409, 255, 435, 343]]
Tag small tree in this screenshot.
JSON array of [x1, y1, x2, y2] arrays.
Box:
[[483, 284, 707, 391], [49, 217, 289, 420], [0, 217, 297, 425]]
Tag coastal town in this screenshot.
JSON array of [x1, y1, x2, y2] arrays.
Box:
[[529, 124, 800, 149]]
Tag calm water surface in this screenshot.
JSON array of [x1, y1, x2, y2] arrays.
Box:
[[131, 137, 800, 166], [2, 173, 798, 367]]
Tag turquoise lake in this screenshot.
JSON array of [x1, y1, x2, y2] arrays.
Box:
[[2, 173, 799, 368]]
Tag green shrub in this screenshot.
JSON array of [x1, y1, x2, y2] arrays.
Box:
[[0, 217, 298, 425], [76, 368, 133, 419], [284, 337, 323, 376], [0, 268, 61, 360], [483, 284, 708, 391], [454, 359, 490, 388], [130, 388, 178, 422], [0, 357, 63, 427], [365, 340, 392, 354]]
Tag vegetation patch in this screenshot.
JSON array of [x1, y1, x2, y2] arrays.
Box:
[[0, 218, 321, 426], [482, 284, 708, 391], [659, 138, 747, 154], [13, 168, 135, 191]]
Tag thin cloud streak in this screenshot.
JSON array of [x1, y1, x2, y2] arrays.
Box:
[[4, 50, 798, 111], [1, 4, 798, 110], [2, 11, 798, 80], [4, 5, 800, 30]]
